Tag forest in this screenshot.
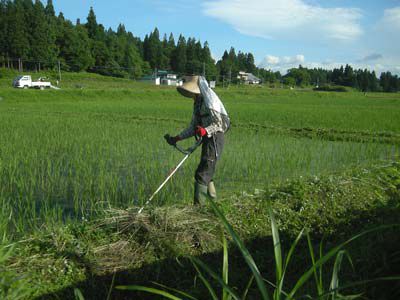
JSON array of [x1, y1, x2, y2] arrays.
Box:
[[0, 0, 399, 92]]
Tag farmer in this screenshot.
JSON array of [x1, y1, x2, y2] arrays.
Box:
[[165, 76, 230, 205]]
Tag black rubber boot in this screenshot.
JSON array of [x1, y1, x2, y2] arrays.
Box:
[[194, 181, 208, 205]]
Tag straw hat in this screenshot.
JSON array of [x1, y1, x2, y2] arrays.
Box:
[[177, 75, 201, 98]]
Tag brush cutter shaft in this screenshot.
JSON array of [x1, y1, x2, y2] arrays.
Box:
[[138, 154, 189, 214], [138, 136, 202, 214]]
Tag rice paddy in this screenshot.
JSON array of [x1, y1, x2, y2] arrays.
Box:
[[0, 72, 399, 234], [0, 71, 399, 298]]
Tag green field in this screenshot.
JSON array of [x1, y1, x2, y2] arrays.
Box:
[[0, 71, 399, 299]]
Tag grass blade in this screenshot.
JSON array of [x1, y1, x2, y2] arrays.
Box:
[[191, 257, 241, 300], [242, 275, 254, 300], [106, 272, 116, 300], [329, 250, 353, 299], [74, 288, 85, 300], [278, 228, 304, 296], [209, 200, 270, 300], [263, 278, 290, 297], [268, 205, 282, 283], [222, 234, 229, 300], [316, 277, 400, 299], [191, 259, 219, 300], [116, 285, 182, 300], [288, 225, 399, 298], [318, 237, 325, 292], [151, 282, 199, 300], [306, 233, 323, 296]]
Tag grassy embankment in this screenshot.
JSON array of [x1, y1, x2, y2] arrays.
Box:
[[0, 69, 399, 299]]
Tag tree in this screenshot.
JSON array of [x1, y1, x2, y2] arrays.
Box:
[[0, 0, 7, 64], [245, 53, 256, 73], [343, 64, 356, 87], [59, 20, 93, 71], [171, 35, 187, 74], [86, 7, 98, 39], [123, 43, 144, 78], [29, 0, 50, 69], [44, 0, 54, 17], [143, 28, 162, 69], [202, 42, 217, 79], [286, 66, 311, 86], [44, 0, 59, 65], [185, 37, 202, 74], [6, 0, 30, 62], [159, 33, 172, 70], [283, 76, 296, 87]]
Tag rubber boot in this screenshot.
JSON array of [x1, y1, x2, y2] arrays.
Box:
[[194, 181, 208, 205], [208, 181, 217, 199]]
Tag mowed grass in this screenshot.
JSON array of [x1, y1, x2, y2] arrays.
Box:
[[0, 71, 400, 235]]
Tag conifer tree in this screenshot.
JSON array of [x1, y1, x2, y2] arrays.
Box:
[[30, 0, 49, 69], [6, 0, 30, 62], [0, 0, 7, 64], [44, 0, 54, 17], [171, 35, 187, 74], [86, 7, 98, 40]]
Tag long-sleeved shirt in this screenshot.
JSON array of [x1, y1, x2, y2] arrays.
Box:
[[179, 98, 228, 140]]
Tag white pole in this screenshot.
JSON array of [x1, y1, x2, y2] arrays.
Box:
[[58, 60, 62, 82], [138, 154, 190, 214]]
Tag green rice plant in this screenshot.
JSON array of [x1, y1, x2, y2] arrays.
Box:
[[0, 244, 30, 300], [116, 201, 399, 299], [1, 78, 400, 235]]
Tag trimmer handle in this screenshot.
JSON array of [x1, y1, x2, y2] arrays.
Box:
[[164, 134, 203, 155]]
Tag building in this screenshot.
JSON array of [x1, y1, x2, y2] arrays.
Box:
[[140, 74, 160, 85], [140, 70, 183, 86], [237, 71, 261, 84]]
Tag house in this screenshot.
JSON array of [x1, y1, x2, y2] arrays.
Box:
[[140, 74, 160, 85], [237, 71, 261, 84], [140, 70, 183, 86]]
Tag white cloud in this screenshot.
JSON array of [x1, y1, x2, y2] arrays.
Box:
[[259, 54, 305, 71], [203, 0, 363, 43], [265, 55, 280, 65], [283, 55, 305, 64], [374, 7, 400, 44], [367, 7, 400, 69], [381, 7, 400, 29]]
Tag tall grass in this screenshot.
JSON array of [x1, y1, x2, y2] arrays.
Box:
[[117, 201, 400, 299]]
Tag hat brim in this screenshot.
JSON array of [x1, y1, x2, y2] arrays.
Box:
[[177, 86, 200, 98]]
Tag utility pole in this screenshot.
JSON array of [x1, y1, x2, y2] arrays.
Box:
[[58, 60, 62, 83], [18, 58, 21, 72], [202, 62, 205, 77]]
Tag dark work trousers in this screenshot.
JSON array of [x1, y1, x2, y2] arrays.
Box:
[[195, 132, 224, 186]]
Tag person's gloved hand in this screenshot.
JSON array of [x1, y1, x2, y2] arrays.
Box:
[[195, 126, 207, 137], [164, 134, 181, 145]]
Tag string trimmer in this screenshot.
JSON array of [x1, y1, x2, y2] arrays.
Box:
[[138, 135, 203, 214]]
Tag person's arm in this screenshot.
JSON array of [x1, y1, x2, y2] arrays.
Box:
[[178, 111, 198, 140], [204, 110, 224, 137]]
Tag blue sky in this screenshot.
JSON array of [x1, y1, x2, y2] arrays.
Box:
[[49, 0, 400, 74]]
